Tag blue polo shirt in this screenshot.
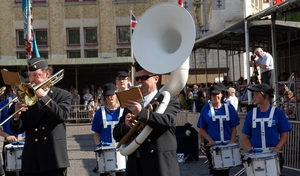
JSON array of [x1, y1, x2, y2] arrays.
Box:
[[242, 106, 292, 148], [91, 106, 121, 143], [197, 103, 240, 142]]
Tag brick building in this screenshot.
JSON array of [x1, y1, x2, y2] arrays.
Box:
[[0, 0, 168, 91]]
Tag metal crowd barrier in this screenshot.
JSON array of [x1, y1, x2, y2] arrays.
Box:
[[68, 105, 93, 122], [283, 120, 300, 171]]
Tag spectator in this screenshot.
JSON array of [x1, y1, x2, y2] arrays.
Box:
[[83, 89, 93, 106], [179, 89, 188, 110], [227, 87, 238, 111], [252, 48, 274, 87], [71, 89, 80, 106], [280, 90, 296, 119], [193, 90, 206, 113]]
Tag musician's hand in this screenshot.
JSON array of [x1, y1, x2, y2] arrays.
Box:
[[206, 140, 216, 147], [15, 102, 28, 113], [125, 113, 137, 128], [270, 147, 280, 153], [35, 88, 47, 99], [126, 100, 142, 116], [5, 135, 17, 143], [228, 139, 235, 144]]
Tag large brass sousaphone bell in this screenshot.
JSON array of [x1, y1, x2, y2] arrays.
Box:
[[118, 3, 195, 156]]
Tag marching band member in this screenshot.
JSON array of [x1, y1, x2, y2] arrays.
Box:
[[91, 83, 125, 176], [241, 83, 292, 173], [9, 57, 72, 176], [197, 85, 240, 176], [0, 77, 26, 176], [115, 71, 130, 92], [113, 62, 180, 176]]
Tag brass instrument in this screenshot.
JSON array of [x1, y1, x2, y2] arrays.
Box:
[[117, 101, 159, 149], [0, 69, 64, 126], [117, 2, 195, 156], [0, 86, 6, 96]]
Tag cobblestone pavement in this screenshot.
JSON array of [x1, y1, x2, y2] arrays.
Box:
[[2, 123, 300, 176]]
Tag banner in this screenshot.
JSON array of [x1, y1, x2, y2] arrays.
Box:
[[22, 0, 40, 60]]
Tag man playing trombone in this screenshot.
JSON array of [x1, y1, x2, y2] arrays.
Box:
[[9, 57, 72, 176]]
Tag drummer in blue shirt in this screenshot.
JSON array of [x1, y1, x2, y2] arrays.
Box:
[[242, 83, 292, 173], [197, 85, 240, 176]]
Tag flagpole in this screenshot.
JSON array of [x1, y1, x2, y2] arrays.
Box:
[[130, 10, 133, 61], [130, 10, 134, 86]]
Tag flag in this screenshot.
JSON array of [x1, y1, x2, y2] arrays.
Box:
[[178, 0, 183, 7], [22, 0, 40, 60], [274, 0, 283, 5], [130, 11, 137, 34]]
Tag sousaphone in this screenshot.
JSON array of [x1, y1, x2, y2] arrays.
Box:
[[118, 2, 195, 156]]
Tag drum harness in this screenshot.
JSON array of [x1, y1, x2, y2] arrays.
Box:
[[101, 106, 124, 147], [209, 101, 230, 144], [252, 106, 276, 152], [93, 106, 124, 173]]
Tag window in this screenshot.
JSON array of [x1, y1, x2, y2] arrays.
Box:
[[65, 0, 96, 2], [85, 28, 97, 45], [17, 30, 48, 46], [114, 0, 148, 2], [35, 30, 48, 46], [15, 0, 47, 3], [17, 30, 25, 47], [68, 51, 81, 58], [17, 52, 26, 59], [85, 50, 98, 58], [117, 49, 131, 57], [67, 28, 80, 45], [39, 52, 48, 58], [117, 26, 130, 44]]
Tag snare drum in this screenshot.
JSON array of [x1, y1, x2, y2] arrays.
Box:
[[95, 146, 126, 173], [210, 143, 241, 169], [5, 143, 24, 171], [243, 153, 280, 176]]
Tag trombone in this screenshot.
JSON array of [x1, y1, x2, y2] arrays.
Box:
[[0, 69, 64, 126], [0, 86, 6, 96]]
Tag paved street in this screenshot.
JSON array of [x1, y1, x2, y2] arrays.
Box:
[[2, 123, 300, 175]]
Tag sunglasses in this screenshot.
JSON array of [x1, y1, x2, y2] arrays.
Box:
[[135, 74, 156, 81]]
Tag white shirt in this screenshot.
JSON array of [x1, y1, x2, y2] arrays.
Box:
[[227, 95, 238, 111], [143, 90, 158, 107]]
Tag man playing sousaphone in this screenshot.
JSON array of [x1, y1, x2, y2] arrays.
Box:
[[113, 62, 180, 176]]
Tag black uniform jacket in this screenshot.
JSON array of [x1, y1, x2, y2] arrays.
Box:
[[113, 91, 181, 176], [9, 86, 72, 173]]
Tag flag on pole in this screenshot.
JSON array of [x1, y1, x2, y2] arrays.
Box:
[[22, 0, 40, 61], [178, 0, 183, 7], [130, 11, 137, 34]]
